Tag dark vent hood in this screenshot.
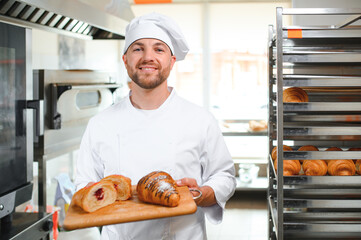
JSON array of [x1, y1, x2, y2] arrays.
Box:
[[0, 0, 134, 39]]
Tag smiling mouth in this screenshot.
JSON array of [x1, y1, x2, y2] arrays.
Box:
[[140, 67, 157, 70]]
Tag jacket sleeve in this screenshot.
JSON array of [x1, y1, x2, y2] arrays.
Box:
[[74, 118, 104, 191], [200, 115, 236, 224]]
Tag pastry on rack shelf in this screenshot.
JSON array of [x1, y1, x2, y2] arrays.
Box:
[[271, 145, 293, 161], [328, 159, 356, 176], [297, 145, 319, 164], [274, 158, 301, 176], [348, 147, 361, 174], [326, 147, 356, 176], [283, 87, 309, 103], [248, 120, 268, 132], [272, 145, 301, 176], [325, 146, 343, 164], [297, 145, 327, 176]]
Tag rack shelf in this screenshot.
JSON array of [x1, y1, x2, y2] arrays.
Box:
[[268, 8, 361, 240]]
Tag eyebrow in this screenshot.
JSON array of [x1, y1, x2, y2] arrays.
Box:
[[131, 41, 167, 48]]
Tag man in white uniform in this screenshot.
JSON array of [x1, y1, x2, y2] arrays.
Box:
[[75, 12, 236, 240]]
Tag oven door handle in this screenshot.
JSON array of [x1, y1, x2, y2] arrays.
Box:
[[27, 100, 44, 136], [50, 83, 121, 129]]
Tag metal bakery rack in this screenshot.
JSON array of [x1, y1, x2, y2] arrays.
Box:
[[268, 8, 361, 240]]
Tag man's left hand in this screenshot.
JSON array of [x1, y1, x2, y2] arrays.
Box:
[[176, 178, 216, 207]]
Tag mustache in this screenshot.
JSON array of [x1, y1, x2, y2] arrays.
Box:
[[136, 61, 160, 69]]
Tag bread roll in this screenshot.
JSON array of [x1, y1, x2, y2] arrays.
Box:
[[283, 87, 309, 103], [101, 174, 132, 200], [72, 181, 117, 212], [137, 171, 180, 207]]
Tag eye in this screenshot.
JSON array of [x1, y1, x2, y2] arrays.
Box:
[[156, 48, 165, 52], [133, 48, 142, 52]]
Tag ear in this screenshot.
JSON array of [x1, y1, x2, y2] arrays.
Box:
[[122, 54, 127, 66], [170, 55, 176, 70]]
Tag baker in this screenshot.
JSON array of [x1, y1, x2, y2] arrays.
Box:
[[75, 12, 236, 240]]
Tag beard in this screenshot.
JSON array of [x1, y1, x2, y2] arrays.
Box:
[[129, 61, 171, 89]]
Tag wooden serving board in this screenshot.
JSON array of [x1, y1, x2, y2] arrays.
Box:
[[63, 186, 197, 230]]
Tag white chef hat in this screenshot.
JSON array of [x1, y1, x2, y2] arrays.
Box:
[[123, 12, 189, 61]]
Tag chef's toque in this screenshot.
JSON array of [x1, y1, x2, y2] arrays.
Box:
[[123, 12, 189, 61]]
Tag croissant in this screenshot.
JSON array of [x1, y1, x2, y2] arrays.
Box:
[[297, 145, 319, 164], [72, 181, 117, 212], [249, 120, 268, 132], [328, 159, 356, 176], [283, 87, 309, 103], [101, 174, 132, 200], [348, 147, 361, 174], [297, 145, 327, 176], [274, 159, 301, 176], [271, 145, 293, 161], [137, 171, 180, 207], [325, 147, 343, 164]]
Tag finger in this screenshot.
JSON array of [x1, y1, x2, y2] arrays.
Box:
[[176, 178, 198, 188]]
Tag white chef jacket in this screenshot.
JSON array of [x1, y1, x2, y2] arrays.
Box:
[[75, 87, 236, 240]]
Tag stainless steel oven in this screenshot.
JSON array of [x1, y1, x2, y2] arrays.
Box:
[[0, 20, 53, 240], [32, 69, 120, 212]]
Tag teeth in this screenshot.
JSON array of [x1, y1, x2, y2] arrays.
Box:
[[142, 68, 154, 70]]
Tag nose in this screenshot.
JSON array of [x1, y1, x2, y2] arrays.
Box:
[[142, 48, 155, 61]]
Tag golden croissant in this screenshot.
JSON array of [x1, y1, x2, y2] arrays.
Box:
[[271, 145, 293, 161], [283, 87, 309, 103], [297, 145, 327, 175], [328, 159, 356, 176], [348, 147, 361, 174], [274, 159, 301, 176]]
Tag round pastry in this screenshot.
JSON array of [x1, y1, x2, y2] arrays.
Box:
[[283, 87, 309, 103], [101, 174, 132, 201]]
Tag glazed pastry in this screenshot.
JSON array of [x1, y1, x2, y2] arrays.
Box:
[[137, 171, 180, 207], [72, 181, 117, 212], [328, 159, 356, 176], [271, 145, 293, 161], [101, 174, 132, 200], [348, 147, 361, 174], [274, 158, 301, 176], [283, 87, 309, 103]]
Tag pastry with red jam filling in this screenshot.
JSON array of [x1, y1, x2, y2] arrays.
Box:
[[72, 180, 117, 212]]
